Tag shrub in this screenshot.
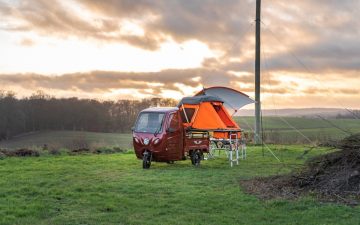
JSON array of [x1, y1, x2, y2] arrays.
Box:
[[13, 148, 40, 157], [46, 142, 64, 155], [0, 151, 6, 160], [66, 134, 90, 151], [1, 148, 40, 157], [92, 147, 115, 154], [113, 146, 127, 153], [91, 146, 128, 154], [70, 148, 90, 155]]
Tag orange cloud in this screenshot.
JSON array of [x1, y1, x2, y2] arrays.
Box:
[[0, 0, 359, 109]]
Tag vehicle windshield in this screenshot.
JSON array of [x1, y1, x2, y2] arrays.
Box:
[[134, 112, 165, 133]]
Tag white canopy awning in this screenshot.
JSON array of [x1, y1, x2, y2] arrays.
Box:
[[195, 86, 255, 114]]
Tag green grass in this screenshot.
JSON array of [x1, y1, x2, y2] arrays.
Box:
[[0, 146, 359, 225], [1, 117, 360, 150], [0, 131, 133, 150]]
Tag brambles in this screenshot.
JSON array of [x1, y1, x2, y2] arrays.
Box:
[[339, 133, 360, 151], [242, 133, 360, 205], [0, 148, 40, 157], [0, 151, 5, 160]]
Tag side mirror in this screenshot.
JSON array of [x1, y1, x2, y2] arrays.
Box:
[[131, 126, 135, 132], [167, 127, 176, 133]]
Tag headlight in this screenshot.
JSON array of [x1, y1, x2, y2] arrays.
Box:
[[134, 137, 139, 143], [153, 138, 160, 145], [143, 138, 150, 145]]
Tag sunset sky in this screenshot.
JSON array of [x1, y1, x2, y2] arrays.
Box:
[[0, 0, 359, 109]]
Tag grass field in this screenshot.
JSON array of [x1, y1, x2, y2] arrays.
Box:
[[1, 117, 360, 151], [1, 146, 359, 225], [0, 131, 133, 150], [235, 117, 360, 144]]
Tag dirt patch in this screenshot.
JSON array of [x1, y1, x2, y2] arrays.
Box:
[[70, 148, 90, 154], [0, 148, 40, 157], [241, 133, 360, 205], [70, 146, 128, 155], [91, 146, 128, 154]]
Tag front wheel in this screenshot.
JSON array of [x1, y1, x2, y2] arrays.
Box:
[[142, 151, 151, 169], [191, 150, 201, 167]]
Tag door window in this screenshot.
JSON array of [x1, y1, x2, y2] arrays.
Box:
[[169, 113, 179, 131]]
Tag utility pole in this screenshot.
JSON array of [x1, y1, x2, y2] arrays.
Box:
[[255, 0, 261, 144]]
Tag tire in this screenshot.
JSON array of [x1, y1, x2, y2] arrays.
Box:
[[142, 151, 151, 169], [191, 150, 201, 167]]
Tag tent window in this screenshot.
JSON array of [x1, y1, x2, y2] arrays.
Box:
[[180, 108, 196, 123], [213, 105, 236, 127]]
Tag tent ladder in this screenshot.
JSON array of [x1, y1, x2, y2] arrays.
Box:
[[229, 132, 239, 167]]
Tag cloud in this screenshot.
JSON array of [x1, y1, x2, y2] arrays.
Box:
[[2, 0, 360, 72], [0, 0, 359, 108], [0, 68, 255, 97], [19, 38, 35, 46], [0, 0, 258, 51], [0, 67, 359, 108], [0, 0, 164, 50]]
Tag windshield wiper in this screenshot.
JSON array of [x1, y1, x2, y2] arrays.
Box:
[[154, 119, 164, 137]]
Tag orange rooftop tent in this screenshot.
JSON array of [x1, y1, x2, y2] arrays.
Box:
[[177, 87, 254, 139], [177, 95, 240, 139]]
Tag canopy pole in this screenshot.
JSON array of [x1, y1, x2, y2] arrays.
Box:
[[181, 104, 190, 123], [255, 0, 262, 145]]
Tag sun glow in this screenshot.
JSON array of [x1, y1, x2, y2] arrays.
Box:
[[1, 31, 216, 74]]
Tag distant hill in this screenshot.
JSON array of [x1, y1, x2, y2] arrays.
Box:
[[236, 108, 356, 118], [1, 117, 360, 148]]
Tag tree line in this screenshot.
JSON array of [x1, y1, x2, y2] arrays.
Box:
[[0, 90, 178, 140], [336, 111, 360, 119]]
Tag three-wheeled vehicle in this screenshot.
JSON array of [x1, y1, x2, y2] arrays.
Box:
[[132, 87, 254, 169], [132, 106, 210, 169]]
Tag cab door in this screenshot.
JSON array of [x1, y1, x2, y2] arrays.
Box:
[[165, 111, 183, 160]]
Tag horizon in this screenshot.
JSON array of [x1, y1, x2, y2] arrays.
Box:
[[1, 90, 359, 111], [1, 0, 359, 109]]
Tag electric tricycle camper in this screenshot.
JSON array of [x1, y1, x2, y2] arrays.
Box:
[[132, 87, 254, 169]]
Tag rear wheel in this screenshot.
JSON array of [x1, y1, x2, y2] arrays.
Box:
[[191, 150, 201, 167], [142, 151, 151, 169]]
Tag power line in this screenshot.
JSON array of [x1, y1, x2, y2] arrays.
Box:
[[225, 22, 255, 60], [316, 115, 352, 135], [240, 117, 281, 162], [261, 22, 359, 120], [260, 23, 315, 146]]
